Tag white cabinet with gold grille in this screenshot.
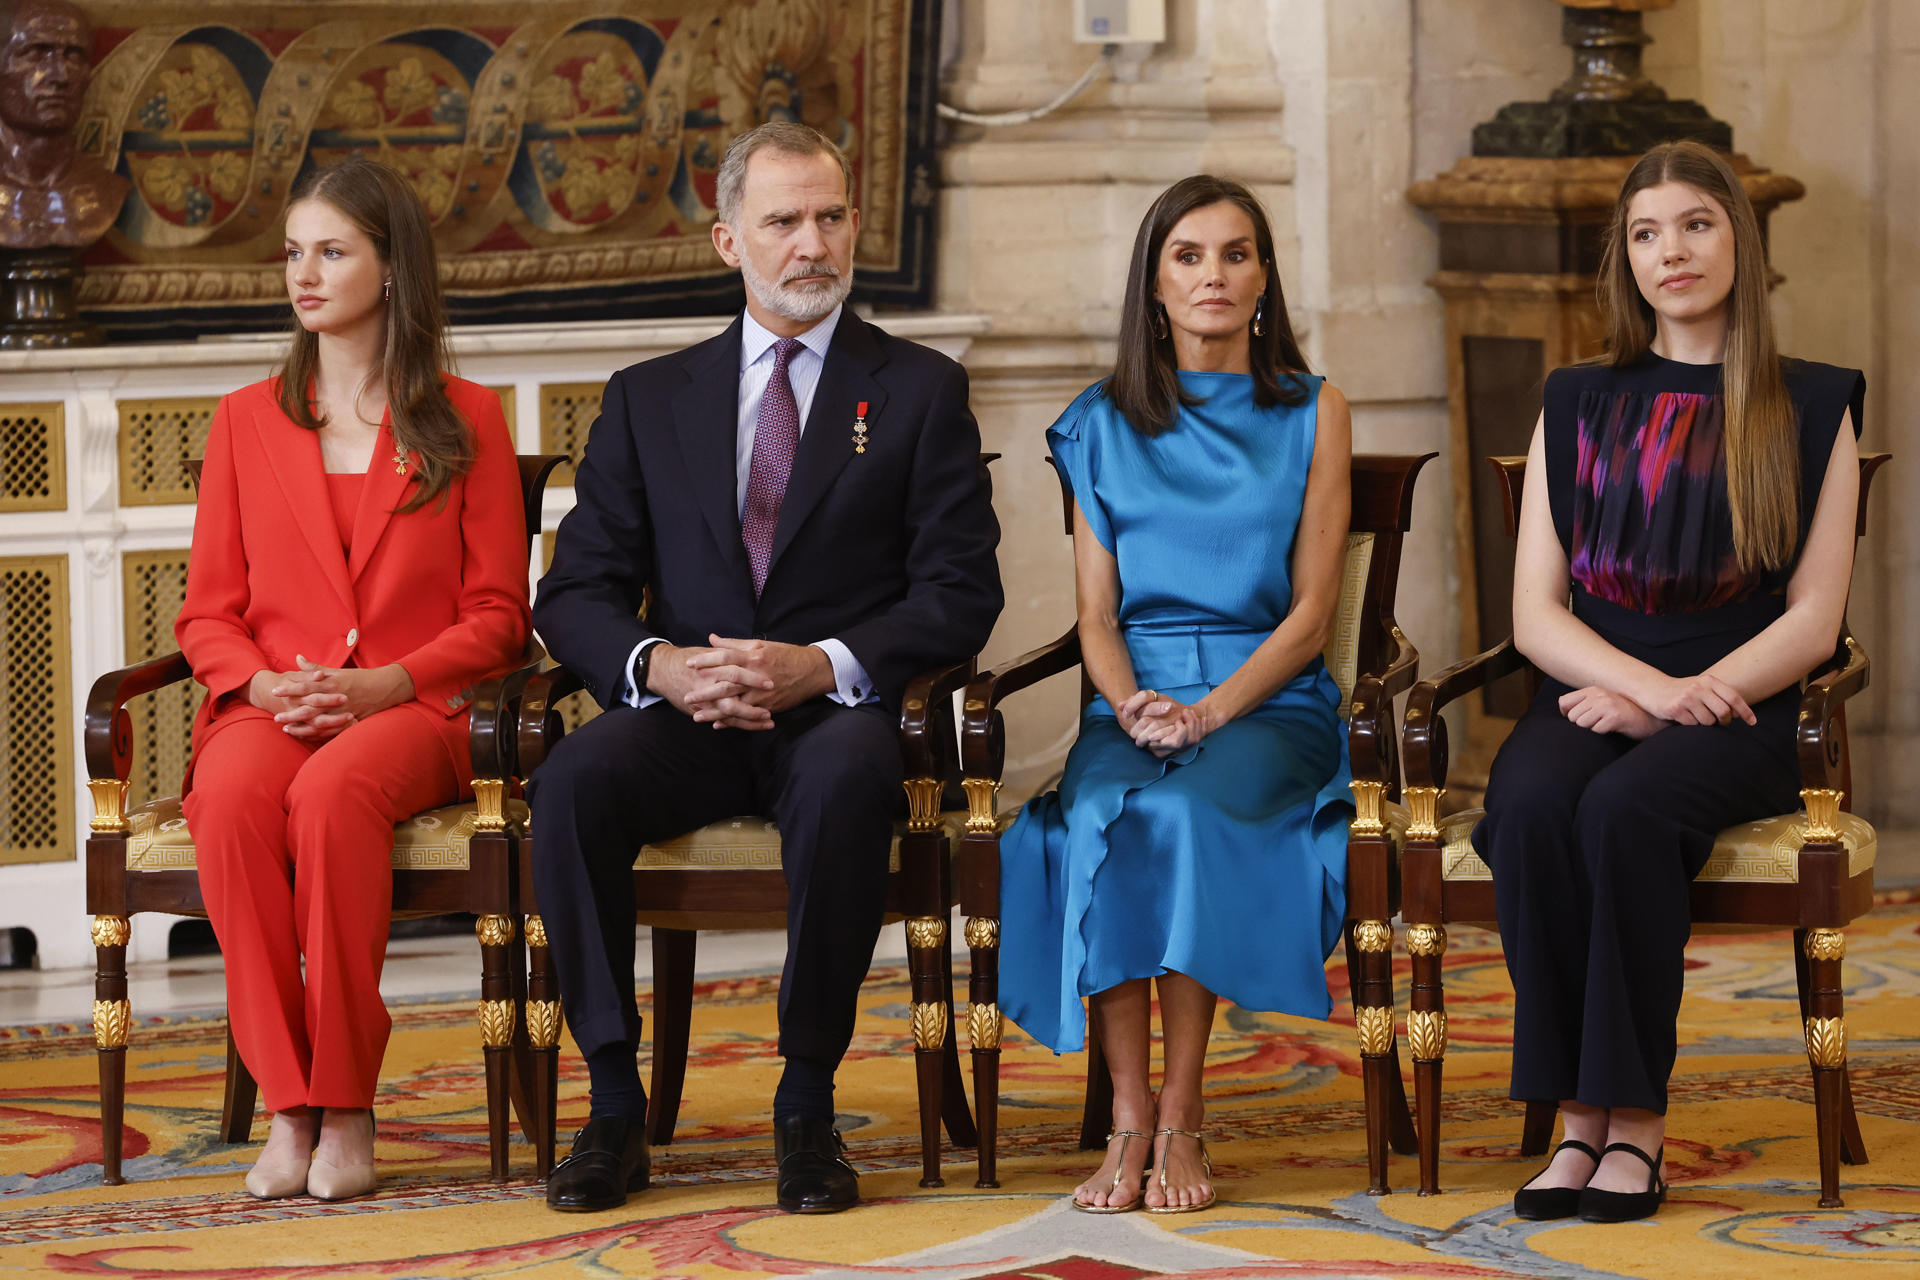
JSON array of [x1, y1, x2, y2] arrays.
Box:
[[0, 313, 986, 970]]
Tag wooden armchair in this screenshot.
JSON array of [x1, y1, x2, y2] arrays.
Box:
[[83, 452, 565, 1185], [1398, 451, 1891, 1206], [955, 454, 1436, 1192], [509, 660, 981, 1185]]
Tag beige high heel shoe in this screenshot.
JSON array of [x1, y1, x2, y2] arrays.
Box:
[[1072, 1130, 1150, 1213], [1146, 1128, 1216, 1213], [306, 1109, 378, 1201], [244, 1111, 317, 1200]]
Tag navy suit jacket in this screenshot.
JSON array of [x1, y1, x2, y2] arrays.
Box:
[[534, 309, 1004, 714]]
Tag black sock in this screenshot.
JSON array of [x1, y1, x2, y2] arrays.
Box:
[[773, 1056, 836, 1122], [585, 1042, 647, 1121]]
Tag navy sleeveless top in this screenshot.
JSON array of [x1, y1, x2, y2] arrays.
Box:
[[1541, 352, 1864, 740]]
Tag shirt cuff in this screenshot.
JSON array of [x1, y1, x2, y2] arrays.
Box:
[[623, 638, 667, 708], [812, 638, 874, 706]]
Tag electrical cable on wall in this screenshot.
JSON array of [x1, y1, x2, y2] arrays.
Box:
[[936, 45, 1116, 127]]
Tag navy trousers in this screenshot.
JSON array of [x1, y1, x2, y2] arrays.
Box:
[[528, 698, 902, 1082], [1474, 681, 1799, 1113]]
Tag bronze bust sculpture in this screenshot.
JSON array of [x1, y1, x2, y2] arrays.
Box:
[[0, 0, 126, 250]]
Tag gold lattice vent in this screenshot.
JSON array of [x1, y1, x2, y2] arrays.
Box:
[[118, 398, 217, 506], [1, 556, 73, 865], [538, 382, 603, 488], [0, 403, 65, 512], [121, 550, 202, 809]]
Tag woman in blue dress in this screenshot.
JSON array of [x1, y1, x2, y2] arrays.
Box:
[[999, 175, 1355, 1214]]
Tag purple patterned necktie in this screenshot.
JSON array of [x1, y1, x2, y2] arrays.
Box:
[[741, 336, 802, 597]]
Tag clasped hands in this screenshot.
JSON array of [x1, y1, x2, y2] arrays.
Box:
[[651, 634, 836, 730], [1118, 688, 1212, 758], [1559, 671, 1756, 740], [250, 657, 415, 741]]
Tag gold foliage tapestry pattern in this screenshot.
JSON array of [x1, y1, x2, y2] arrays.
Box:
[[76, 0, 938, 336]]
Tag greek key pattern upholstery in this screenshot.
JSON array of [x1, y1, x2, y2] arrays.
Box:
[[1323, 532, 1375, 713], [634, 816, 908, 875], [122, 796, 532, 872], [1438, 806, 1876, 884]]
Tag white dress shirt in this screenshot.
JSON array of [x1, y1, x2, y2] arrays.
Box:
[[622, 304, 875, 708]]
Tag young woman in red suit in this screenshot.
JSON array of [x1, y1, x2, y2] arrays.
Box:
[[176, 155, 531, 1201]]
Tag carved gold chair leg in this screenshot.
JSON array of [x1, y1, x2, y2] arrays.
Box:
[[961, 774, 1003, 1189], [1795, 925, 1867, 1169], [1404, 920, 1448, 1197], [1801, 926, 1852, 1207], [475, 914, 517, 1181], [523, 913, 562, 1178], [905, 913, 950, 1188], [965, 912, 1003, 1188], [91, 914, 132, 1186], [1349, 918, 1397, 1195]]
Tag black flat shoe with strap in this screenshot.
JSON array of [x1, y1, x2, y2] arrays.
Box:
[[1578, 1142, 1667, 1223], [1512, 1138, 1600, 1221]]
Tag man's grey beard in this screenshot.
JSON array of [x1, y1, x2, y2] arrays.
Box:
[[739, 251, 854, 324]]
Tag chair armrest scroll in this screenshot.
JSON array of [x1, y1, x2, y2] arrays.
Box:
[[470, 643, 548, 781], [1348, 629, 1418, 786], [1797, 634, 1870, 793], [516, 663, 589, 776], [85, 651, 194, 782], [1402, 637, 1529, 790], [899, 657, 974, 781], [960, 625, 1083, 782]]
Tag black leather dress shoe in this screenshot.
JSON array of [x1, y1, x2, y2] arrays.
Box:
[[773, 1114, 860, 1214], [546, 1115, 651, 1212]]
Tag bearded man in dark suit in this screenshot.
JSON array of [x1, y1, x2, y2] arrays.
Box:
[[529, 121, 1002, 1215]]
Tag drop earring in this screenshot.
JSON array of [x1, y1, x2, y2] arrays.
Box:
[[1152, 305, 1169, 340], [383, 280, 391, 301], [1252, 296, 1266, 338]]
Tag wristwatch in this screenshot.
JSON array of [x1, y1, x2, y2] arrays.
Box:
[[635, 641, 660, 696]]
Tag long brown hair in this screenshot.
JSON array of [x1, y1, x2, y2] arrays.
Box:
[[1597, 141, 1798, 572], [276, 154, 470, 513], [1110, 175, 1311, 437]]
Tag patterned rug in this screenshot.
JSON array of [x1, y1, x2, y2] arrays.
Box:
[[6, 899, 1920, 1278]]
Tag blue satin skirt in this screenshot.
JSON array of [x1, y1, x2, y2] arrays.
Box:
[[998, 633, 1354, 1054]]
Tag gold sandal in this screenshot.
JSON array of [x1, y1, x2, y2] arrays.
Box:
[[1146, 1128, 1216, 1213], [1072, 1130, 1149, 1213]]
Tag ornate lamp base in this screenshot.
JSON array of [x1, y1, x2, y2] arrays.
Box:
[[0, 248, 104, 349], [1474, 2, 1732, 159], [1473, 98, 1732, 159]]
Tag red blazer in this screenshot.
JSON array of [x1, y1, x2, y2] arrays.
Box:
[[177, 376, 531, 789]]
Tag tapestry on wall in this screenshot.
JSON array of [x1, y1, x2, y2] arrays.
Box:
[[72, 0, 939, 340]]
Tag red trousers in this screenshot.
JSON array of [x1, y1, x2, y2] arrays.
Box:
[[185, 706, 460, 1111]]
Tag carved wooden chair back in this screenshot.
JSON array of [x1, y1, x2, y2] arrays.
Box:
[[1397, 450, 1890, 1206], [82, 452, 563, 1185]]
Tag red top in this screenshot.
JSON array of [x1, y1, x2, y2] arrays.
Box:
[[324, 471, 364, 555]]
